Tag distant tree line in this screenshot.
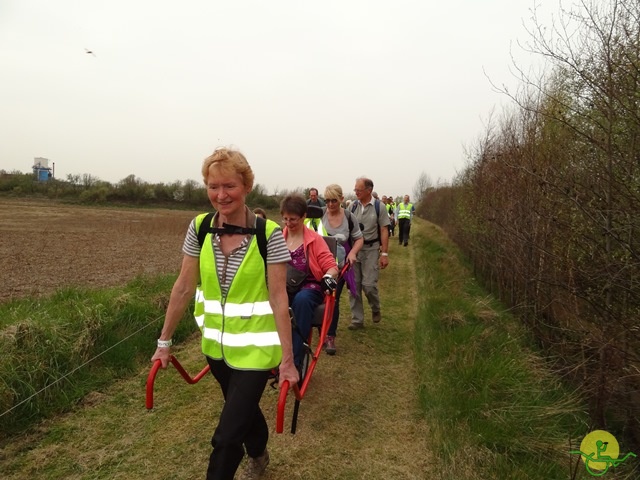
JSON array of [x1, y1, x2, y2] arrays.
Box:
[[422, 0, 640, 449], [0, 170, 280, 211]]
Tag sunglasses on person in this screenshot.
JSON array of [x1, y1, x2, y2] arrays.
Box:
[[325, 198, 340, 204]]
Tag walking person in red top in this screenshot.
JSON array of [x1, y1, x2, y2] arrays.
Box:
[[281, 194, 338, 370]]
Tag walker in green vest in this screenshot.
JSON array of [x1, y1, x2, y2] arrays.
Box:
[[397, 203, 413, 219], [193, 213, 282, 370]]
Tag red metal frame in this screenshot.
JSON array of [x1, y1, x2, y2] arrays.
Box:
[[276, 290, 335, 433], [146, 263, 350, 434], [276, 262, 350, 434], [146, 355, 210, 409]]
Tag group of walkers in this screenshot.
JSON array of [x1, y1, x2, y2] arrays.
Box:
[[361, 192, 416, 247], [150, 147, 416, 479]]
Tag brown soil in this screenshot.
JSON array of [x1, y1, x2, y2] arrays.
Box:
[[0, 199, 200, 303]]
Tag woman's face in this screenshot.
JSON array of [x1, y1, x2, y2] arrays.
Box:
[[282, 211, 305, 234], [206, 169, 249, 217], [325, 194, 342, 213]]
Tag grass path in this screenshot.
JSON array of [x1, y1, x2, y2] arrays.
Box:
[[2, 226, 431, 479]]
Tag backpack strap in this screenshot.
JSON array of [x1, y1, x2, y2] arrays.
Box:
[[374, 199, 382, 243], [351, 199, 380, 217], [196, 213, 267, 268], [344, 208, 354, 232], [255, 216, 267, 269], [343, 209, 355, 247], [351, 199, 382, 245], [197, 212, 215, 249]]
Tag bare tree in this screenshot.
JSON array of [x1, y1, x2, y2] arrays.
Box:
[[412, 171, 433, 203], [425, 0, 640, 448], [81, 173, 99, 189]]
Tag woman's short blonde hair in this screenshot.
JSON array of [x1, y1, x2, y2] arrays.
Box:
[[201, 147, 254, 190], [324, 183, 344, 201]]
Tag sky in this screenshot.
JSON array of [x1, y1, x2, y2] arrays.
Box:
[[0, 0, 552, 197]]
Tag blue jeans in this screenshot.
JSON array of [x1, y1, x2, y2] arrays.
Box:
[[289, 287, 324, 367]]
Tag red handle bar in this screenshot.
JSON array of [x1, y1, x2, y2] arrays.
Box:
[[276, 380, 302, 433], [146, 355, 211, 409]]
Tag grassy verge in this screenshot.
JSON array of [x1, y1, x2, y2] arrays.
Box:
[[0, 275, 198, 436], [411, 222, 604, 478], [3, 218, 634, 479]]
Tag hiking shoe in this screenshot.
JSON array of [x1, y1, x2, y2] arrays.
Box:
[[325, 336, 336, 355], [348, 322, 364, 330], [372, 311, 381, 323], [238, 449, 270, 480]]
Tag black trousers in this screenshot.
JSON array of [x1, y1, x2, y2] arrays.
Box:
[[205, 358, 270, 480], [398, 218, 411, 245]]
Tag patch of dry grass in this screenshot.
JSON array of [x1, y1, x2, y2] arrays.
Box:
[[1, 229, 433, 479]]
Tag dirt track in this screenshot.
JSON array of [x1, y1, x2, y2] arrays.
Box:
[[0, 199, 200, 303]]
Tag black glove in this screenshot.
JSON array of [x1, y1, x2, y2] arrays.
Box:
[[321, 274, 337, 294]]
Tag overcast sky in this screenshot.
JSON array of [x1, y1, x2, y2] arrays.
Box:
[[0, 0, 552, 197]]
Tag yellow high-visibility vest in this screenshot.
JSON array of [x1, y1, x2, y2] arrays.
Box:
[[193, 214, 281, 370], [304, 217, 328, 235], [397, 203, 413, 219]]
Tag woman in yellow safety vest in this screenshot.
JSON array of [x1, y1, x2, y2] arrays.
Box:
[[151, 147, 298, 480]]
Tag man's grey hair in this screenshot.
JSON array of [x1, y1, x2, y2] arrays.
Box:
[[355, 176, 374, 190]]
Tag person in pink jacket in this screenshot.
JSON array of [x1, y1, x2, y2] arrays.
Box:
[[281, 194, 338, 370]]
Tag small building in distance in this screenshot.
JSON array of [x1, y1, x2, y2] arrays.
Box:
[[33, 157, 54, 182]]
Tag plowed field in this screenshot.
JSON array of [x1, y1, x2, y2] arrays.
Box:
[[0, 199, 200, 303]]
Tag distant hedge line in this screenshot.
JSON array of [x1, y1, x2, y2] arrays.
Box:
[[0, 172, 280, 210]]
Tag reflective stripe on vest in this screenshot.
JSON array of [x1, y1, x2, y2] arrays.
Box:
[[202, 329, 281, 347], [398, 203, 413, 219], [194, 214, 282, 370]]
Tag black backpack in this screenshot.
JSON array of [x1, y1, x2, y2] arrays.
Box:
[[196, 213, 268, 268]]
